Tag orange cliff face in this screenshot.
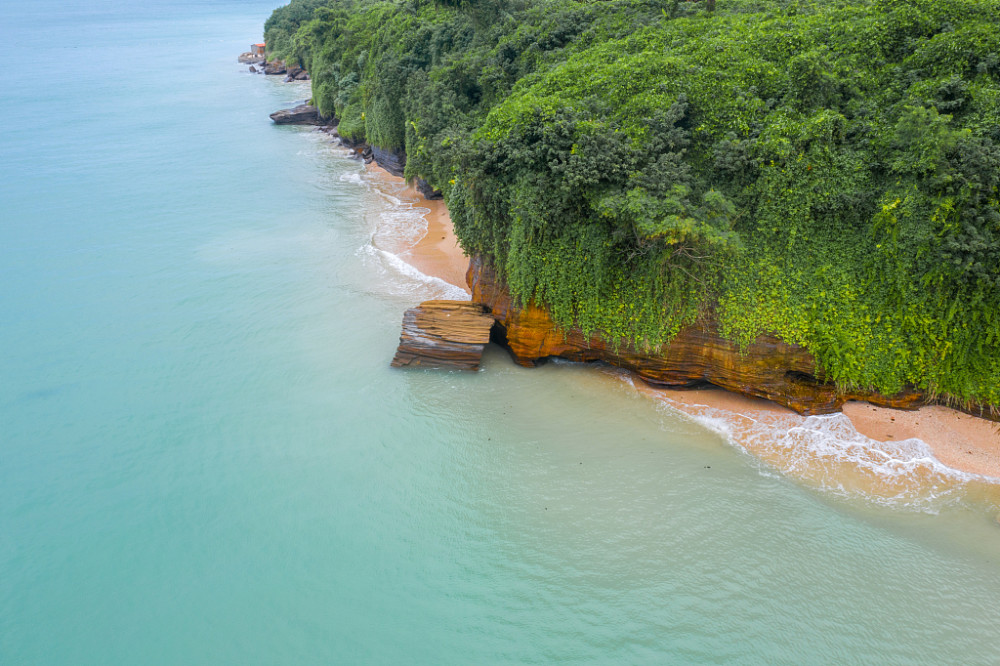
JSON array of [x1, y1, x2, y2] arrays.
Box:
[[466, 255, 928, 416]]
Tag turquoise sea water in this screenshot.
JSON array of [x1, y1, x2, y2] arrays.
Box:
[[2, 1, 1000, 663]]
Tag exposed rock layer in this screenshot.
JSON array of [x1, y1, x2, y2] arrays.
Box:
[[466, 256, 948, 416], [392, 300, 494, 370], [371, 146, 406, 177]]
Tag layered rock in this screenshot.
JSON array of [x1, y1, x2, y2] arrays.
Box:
[[269, 104, 327, 125], [371, 146, 406, 177], [467, 256, 931, 416], [334, 138, 409, 178], [391, 300, 494, 370]]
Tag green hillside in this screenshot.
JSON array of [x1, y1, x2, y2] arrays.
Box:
[[266, 0, 1000, 407]]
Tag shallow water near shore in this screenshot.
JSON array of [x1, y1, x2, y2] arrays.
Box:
[[2, 1, 1000, 663]]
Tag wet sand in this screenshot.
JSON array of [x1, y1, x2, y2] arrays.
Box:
[[844, 402, 1000, 479], [362, 162, 469, 293], [366, 157, 1000, 484]]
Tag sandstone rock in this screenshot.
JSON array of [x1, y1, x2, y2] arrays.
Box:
[[295, 71, 310, 81], [248, 65, 257, 73], [238, 53, 264, 64], [269, 104, 325, 125], [467, 256, 930, 416], [286, 66, 303, 78], [392, 300, 495, 370]]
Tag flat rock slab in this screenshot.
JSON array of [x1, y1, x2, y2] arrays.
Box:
[[392, 300, 494, 370], [269, 104, 324, 125]]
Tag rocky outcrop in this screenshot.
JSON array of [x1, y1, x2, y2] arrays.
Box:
[[263, 61, 286, 76], [392, 300, 495, 370], [269, 104, 328, 125], [238, 53, 265, 64], [415, 178, 443, 200], [283, 66, 310, 82], [467, 256, 931, 416], [334, 138, 407, 174], [371, 146, 406, 177]]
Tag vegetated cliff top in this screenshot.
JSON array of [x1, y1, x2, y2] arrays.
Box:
[[266, 0, 1000, 409]]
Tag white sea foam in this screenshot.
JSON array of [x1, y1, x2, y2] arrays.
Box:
[[331, 156, 468, 300], [586, 362, 986, 511], [358, 244, 469, 301], [338, 172, 365, 185], [651, 395, 978, 511], [371, 203, 428, 250]]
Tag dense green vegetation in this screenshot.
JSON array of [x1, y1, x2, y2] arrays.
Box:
[[265, 0, 1000, 407]]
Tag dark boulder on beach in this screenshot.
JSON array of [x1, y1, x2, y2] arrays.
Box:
[[269, 104, 325, 125], [248, 65, 257, 73], [263, 61, 286, 75]]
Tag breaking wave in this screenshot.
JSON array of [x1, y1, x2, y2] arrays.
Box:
[[358, 243, 469, 301], [318, 136, 469, 301], [660, 394, 997, 512], [603, 368, 998, 513]]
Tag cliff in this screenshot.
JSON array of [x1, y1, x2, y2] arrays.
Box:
[[466, 256, 977, 417]]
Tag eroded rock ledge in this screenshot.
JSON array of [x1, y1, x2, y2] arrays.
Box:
[[269, 104, 328, 125], [466, 256, 996, 418], [392, 300, 494, 370]]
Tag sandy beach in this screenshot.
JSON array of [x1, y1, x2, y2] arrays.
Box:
[[368, 159, 1000, 484], [361, 162, 470, 293], [844, 402, 1000, 479]]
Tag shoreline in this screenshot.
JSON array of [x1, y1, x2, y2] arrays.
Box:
[[360, 154, 999, 486], [359, 161, 470, 294]]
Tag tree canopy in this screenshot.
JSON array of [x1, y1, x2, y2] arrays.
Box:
[[266, 0, 1000, 407]]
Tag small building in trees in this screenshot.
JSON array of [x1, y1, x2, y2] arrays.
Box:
[[251, 43, 265, 57]]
